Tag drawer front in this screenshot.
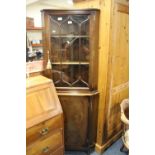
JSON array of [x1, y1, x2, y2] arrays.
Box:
[[27, 130, 63, 155], [27, 115, 62, 145], [52, 147, 64, 155]]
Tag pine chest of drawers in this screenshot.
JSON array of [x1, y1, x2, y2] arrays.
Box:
[[26, 76, 64, 155]]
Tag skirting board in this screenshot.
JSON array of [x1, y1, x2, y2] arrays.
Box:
[[95, 130, 122, 154]]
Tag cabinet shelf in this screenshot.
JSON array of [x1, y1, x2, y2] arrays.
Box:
[[27, 27, 43, 31], [51, 35, 89, 38], [32, 44, 43, 47], [52, 62, 89, 65]]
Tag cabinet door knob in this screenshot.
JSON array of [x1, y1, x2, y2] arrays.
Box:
[[42, 146, 49, 153], [39, 127, 49, 136]]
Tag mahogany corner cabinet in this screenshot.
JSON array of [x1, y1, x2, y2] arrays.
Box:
[[41, 9, 100, 154]]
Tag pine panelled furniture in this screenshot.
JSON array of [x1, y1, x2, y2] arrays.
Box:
[[74, 0, 129, 154], [26, 75, 64, 155], [41, 9, 99, 154]]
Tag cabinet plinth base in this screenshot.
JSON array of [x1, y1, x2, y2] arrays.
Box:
[[95, 130, 122, 154]]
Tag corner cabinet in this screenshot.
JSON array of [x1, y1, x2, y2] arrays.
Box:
[[41, 9, 100, 154]]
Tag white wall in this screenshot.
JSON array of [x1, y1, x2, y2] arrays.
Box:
[[26, 3, 51, 27], [26, 1, 74, 27]]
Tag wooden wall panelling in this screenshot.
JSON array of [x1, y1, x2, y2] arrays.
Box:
[[107, 0, 129, 138], [115, 0, 129, 6], [117, 3, 129, 14], [107, 88, 129, 138], [99, 0, 129, 152], [112, 9, 129, 87]]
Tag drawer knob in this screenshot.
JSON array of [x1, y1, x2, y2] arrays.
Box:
[[39, 128, 49, 136], [42, 146, 49, 153]]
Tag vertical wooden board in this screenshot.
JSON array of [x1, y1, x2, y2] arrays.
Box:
[[106, 91, 121, 138], [97, 0, 113, 145], [112, 9, 129, 87], [89, 11, 100, 90]]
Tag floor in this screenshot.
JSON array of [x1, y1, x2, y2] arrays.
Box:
[[65, 138, 127, 155]]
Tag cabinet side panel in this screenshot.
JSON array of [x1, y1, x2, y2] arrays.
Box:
[[87, 95, 99, 145], [89, 11, 100, 90]]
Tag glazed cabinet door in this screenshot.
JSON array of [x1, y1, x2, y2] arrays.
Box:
[[42, 10, 99, 90], [50, 14, 89, 88]]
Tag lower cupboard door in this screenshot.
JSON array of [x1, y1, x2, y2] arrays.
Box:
[[59, 96, 89, 149]]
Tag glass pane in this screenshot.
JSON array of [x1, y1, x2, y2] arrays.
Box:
[[50, 19, 60, 35], [51, 37, 61, 62], [60, 17, 79, 35], [50, 15, 89, 36], [52, 65, 61, 83], [52, 65, 72, 87], [61, 37, 79, 62], [81, 19, 89, 35], [72, 15, 88, 23], [72, 65, 89, 87], [51, 37, 60, 50], [80, 38, 89, 62], [81, 65, 89, 83], [50, 15, 68, 35], [52, 65, 89, 87], [51, 15, 68, 24], [70, 15, 89, 35]]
